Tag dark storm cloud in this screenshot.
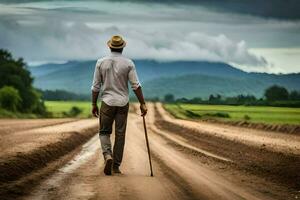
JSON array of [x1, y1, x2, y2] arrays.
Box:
[[119, 0, 300, 20], [0, 0, 299, 20], [0, 0, 299, 73]]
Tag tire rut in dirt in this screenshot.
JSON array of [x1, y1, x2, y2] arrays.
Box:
[[153, 104, 300, 191], [0, 128, 98, 200], [149, 151, 200, 200]]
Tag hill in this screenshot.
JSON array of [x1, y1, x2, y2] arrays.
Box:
[[29, 60, 300, 99]]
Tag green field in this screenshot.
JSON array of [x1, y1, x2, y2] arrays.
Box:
[[164, 104, 300, 125], [45, 101, 96, 118]]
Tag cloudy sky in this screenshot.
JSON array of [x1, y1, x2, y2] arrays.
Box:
[[0, 0, 299, 73]]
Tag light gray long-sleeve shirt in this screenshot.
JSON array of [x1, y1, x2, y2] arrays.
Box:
[[91, 52, 141, 107]]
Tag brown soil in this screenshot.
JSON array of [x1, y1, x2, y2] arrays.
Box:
[[156, 103, 300, 155], [0, 119, 98, 199], [0, 118, 75, 136], [154, 103, 300, 192], [1, 103, 299, 200], [21, 111, 279, 200], [197, 118, 299, 135]]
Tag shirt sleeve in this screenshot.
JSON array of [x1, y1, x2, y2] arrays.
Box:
[[128, 61, 141, 90], [91, 60, 102, 92]]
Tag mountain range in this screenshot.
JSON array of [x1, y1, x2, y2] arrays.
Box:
[[28, 60, 300, 99]]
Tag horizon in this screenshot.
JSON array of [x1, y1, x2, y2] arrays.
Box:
[[28, 59, 300, 76]]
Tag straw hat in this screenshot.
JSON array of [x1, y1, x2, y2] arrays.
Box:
[[107, 35, 126, 49]]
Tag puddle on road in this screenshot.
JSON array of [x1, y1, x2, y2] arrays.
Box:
[[60, 135, 99, 173], [25, 134, 100, 200]]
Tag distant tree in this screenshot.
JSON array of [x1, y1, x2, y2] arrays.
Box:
[[164, 94, 175, 102], [209, 94, 215, 101], [63, 106, 82, 117], [69, 106, 82, 117], [209, 94, 221, 101], [0, 49, 46, 114], [234, 94, 257, 105], [289, 90, 300, 100], [224, 96, 238, 105], [209, 94, 222, 104], [176, 97, 189, 103], [40, 89, 89, 101], [190, 97, 203, 104], [264, 85, 289, 101], [32, 99, 49, 116], [0, 86, 22, 111]]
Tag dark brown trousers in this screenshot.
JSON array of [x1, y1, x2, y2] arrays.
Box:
[[99, 101, 129, 167]]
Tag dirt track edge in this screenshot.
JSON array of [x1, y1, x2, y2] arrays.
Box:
[[0, 124, 98, 199]]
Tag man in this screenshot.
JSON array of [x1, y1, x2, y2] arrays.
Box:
[[91, 35, 147, 175]]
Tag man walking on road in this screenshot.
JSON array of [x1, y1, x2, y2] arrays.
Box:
[[91, 35, 147, 175]]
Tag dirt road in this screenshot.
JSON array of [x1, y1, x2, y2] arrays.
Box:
[[0, 118, 99, 200], [20, 103, 299, 200]]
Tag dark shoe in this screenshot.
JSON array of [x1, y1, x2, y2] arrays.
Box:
[[104, 155, 113, 175], [113, 166, 122, 174]]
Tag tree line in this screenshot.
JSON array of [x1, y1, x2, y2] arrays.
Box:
[[163, 85, 300, 107], [39, 89, 90, 101], [0, 49, 88, 117], [0, 49, 48, 116]]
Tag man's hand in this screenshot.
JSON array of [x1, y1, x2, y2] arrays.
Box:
[[92, 104, 99, 118], [140, 103, 147, 116], [92, 91, 99, 117], [133, 87, 147, 116]]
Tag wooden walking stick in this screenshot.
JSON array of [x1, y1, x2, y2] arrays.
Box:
[[142, 116, 154, 177]]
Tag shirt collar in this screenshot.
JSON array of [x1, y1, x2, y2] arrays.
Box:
[[110, 52, 122, 57]]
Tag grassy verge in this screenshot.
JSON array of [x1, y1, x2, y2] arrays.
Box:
[[0, 101, 97, 118], [164, 103, 300, 125], [0, 108, 37, 118], [45, 101, 95, 118]]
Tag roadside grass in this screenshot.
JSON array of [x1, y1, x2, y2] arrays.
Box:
[[164, 103, 300, 125], [0, 108, 37, 118], [45, 101, 96, 118]]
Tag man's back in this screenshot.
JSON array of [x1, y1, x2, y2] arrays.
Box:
[[91, 52, 140, 107]]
